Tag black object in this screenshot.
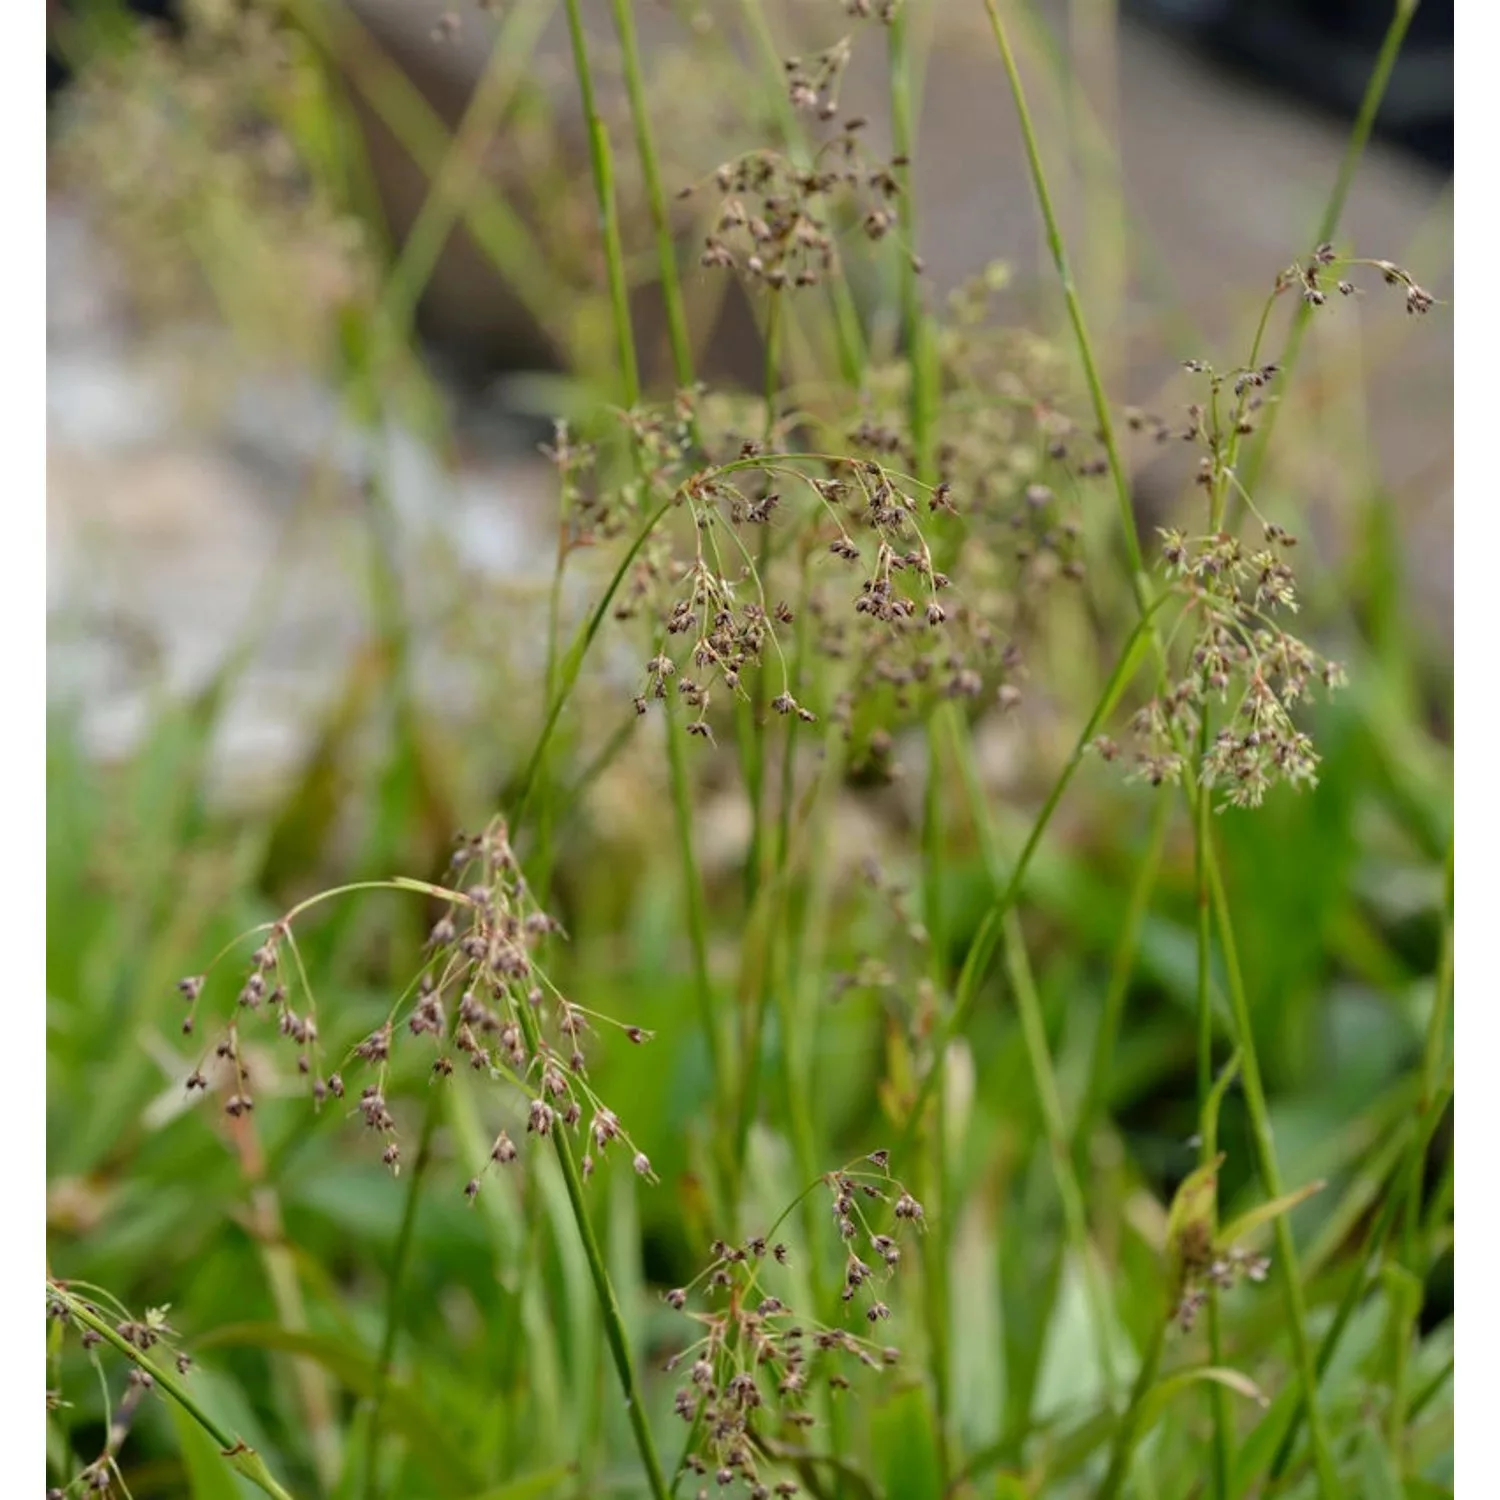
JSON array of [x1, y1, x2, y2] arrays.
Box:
[[1127, 0, 1453, 169]]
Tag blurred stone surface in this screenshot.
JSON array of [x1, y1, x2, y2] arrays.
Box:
[[46, 193, 559, 804]]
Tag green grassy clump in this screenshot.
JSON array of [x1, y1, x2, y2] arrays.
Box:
[[47, 3, 1450, 1498]]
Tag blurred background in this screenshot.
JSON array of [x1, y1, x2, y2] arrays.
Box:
[[47, 0, 1452, 802], [46, 3, 1453, 1497]]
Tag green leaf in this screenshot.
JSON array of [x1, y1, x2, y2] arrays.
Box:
[[467, 1467, 579, 1500], [167, 1401, 258, 1499], [1358, 1424, 1405, 1500], [1166, 1153, 1224, 1288], [872, 1383, 943, 1500], [1217, 1178, 1327, 1250], [195, 1323, 481, 1492], [1202, 1052, 1241, 1149], [1137, 1365, 1267, 1436]]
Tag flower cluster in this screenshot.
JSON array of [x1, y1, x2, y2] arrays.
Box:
[[176, 819, 656, 1190], [1281, 241, 1437, 318], [46, 1284, 195, 1499], [682, 0, 915, 299], [664, 1155, 923, 1496], [1173, 1244, 1272, 1333], [687, 121, 913, 291], [1106, 520, 1346, 807]]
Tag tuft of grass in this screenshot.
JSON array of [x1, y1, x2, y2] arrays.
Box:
[[46, 3, 1451, 1499]]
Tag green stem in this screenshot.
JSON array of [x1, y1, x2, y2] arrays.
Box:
[[512, 495, 675, 829], [981, 4, 1340, 1488], [979, 0, 1151, 614], [733, 0, 867, 387], [1194, 717, 1232, 1499], [919, 712, 953, 1485], [1205, 850, 1341, 1497], [363, 1091, 440, 1499], [729, 288, 788, 1214], [887, 1, 936, 483], [1073, 795, 1171, 1171], [741, 292, 783, 909], [894, 592, 1169, 1162], [1239, 0, 1421, 498], [1098, 1309, 1169, 1500], [948, 712, 1119, 1404], [515, 1006, 671, 1500], [608, 0, 694, 392], [48, 1286, 296, 1500], [665, 690, 726, 1101], [603, 0, 724, 1174], [562, 0, 639, 408]]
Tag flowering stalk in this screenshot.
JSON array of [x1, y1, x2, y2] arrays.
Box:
[[363, 1094, 440, 1499], [47, 1284, 296, 1500], [979, 4, 1342, 1493], [516, 998, 672, 1500], [1238, 0, 1422, 499], [605, 0, 727, 1125]]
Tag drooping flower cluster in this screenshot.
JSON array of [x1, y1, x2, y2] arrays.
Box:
[[664, 1154, 923, 1497], [176, 819, 656, 1190]]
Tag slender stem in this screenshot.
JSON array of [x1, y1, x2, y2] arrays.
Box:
[[563, 0, 639, 408], [887, 1, 936, 483], [603, 0, 724, 1162], [515, 1006, 671, 1500], [919, 711, 953, 1485], [1239, 0, 1421, 499], [1073, 794, 1170, 1170], [1098, 1309, 1169, 1500], [734, 0, 867, 387], [47, 1286, 296, 1500], [776, 715, 853, 1485], [364, 1091, 441, 1500], [728, 288, 790, 1217], [741, 292, 783, 909], [979, 0, 1151, 613], [537, 17, 699, 1494], [948, 711, 1119, 1404], [894, 592, 1169, 1161], [1205, 850, 1341, 1497], [981, 5, 1341, 1489], [665, 690, 726, 1098], [1194, 714, 1232, 1499], [512, 495, 675, 829], [532, 511, 572, 901], [608, 0, 694, 392]]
